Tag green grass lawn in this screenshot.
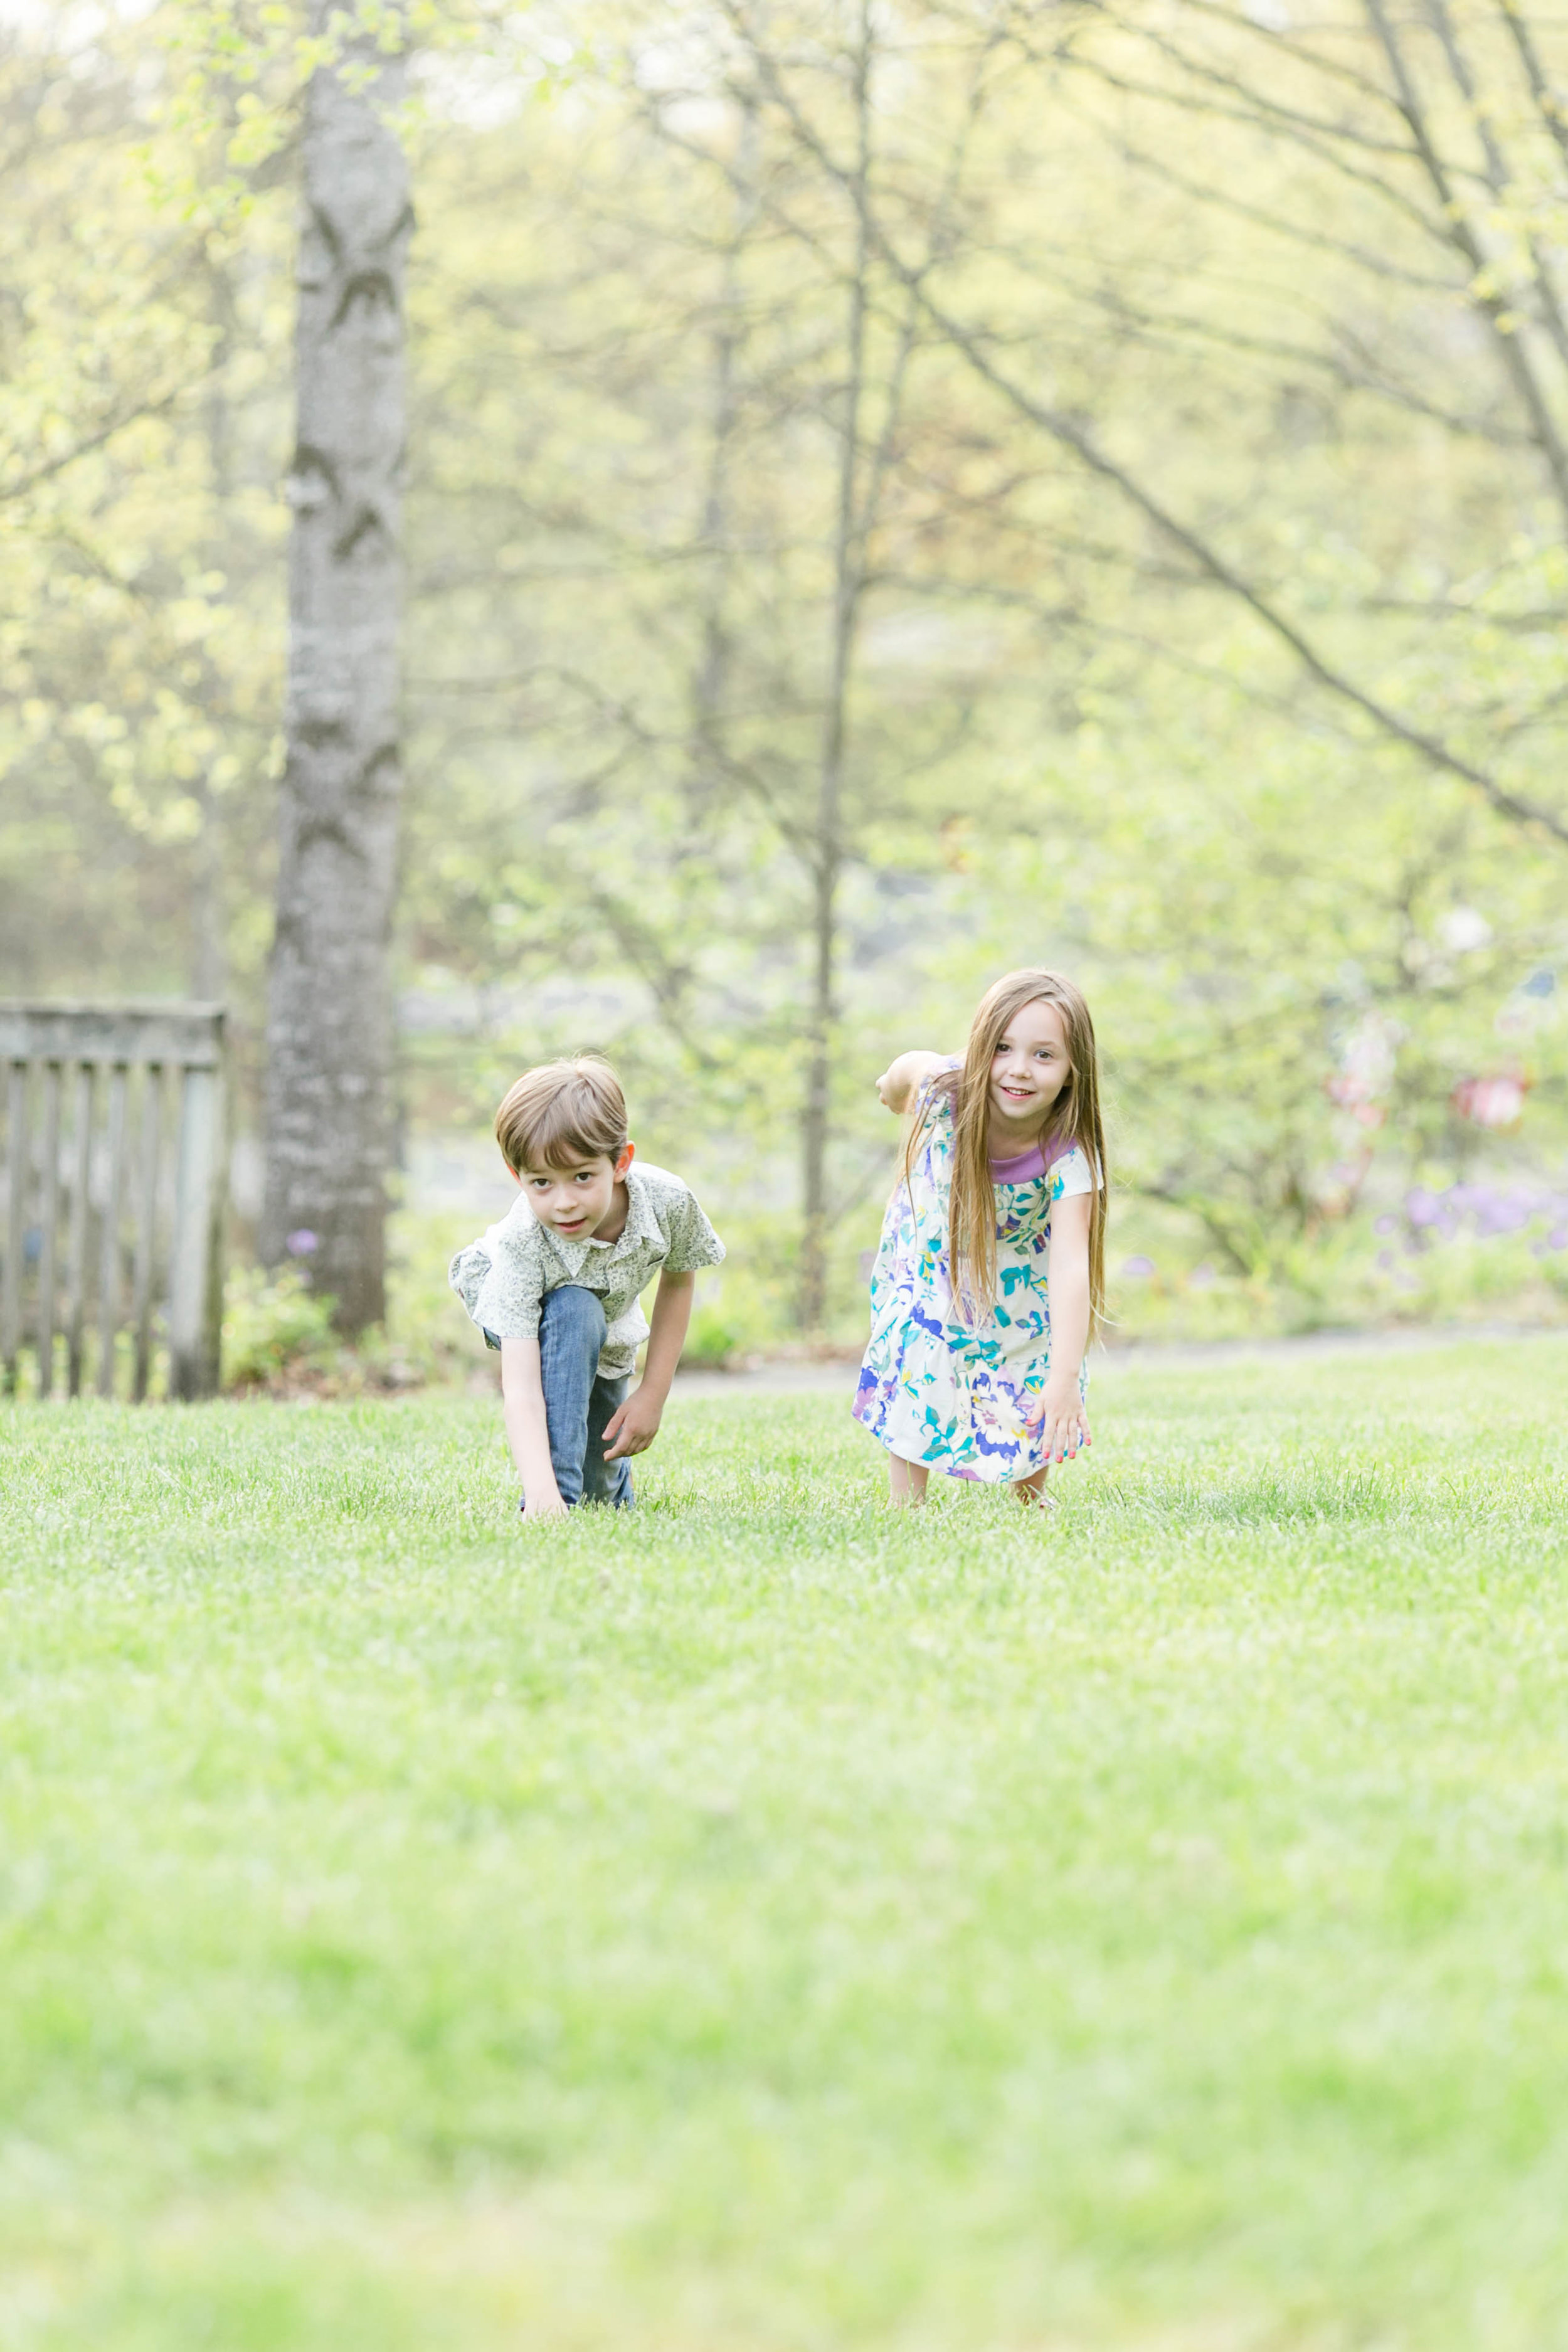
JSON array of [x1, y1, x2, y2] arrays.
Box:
[[4, 1342, 1568, 2351]]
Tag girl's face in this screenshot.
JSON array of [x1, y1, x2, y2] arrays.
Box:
[[988, 998, 1071, 1131]]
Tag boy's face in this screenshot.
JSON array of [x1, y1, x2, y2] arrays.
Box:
[[514, 1143, 634, 1241]]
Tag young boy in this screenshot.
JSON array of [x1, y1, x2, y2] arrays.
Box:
[[449, 1056, 724, 1518]]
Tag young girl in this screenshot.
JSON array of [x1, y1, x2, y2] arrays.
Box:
[[852, 968, 1107, 1508]]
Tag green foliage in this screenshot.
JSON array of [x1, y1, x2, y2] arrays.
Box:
[[3, 1345, 1568, 2344], [5, 0, 1567, 1337], [221, 1263, 339, 1386], [0, 8, 290, 1011], [221, 1215, 504, 1392], [680, 1300, 745, 1370]]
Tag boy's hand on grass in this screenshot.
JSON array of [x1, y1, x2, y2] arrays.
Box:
[[1032, 1382, 1091, 1465], [524, 1487, 569, 1522], [603, 1385, 664, 1460]]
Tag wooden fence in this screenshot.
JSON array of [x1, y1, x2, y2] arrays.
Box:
[[0, 1003, 226, 1401]]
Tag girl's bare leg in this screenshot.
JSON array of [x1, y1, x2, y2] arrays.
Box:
[[888, 1453, 930, 1507], [1015, 1465, 1052, 1508]]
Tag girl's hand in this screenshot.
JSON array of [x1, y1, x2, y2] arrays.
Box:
[[524, 1486, 569, 1522], [1032, 1381, 1091, 1465], [876, 1050, 946, 1113]]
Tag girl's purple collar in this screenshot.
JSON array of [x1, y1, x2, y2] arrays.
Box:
[[988, 1133, 1073, 1184]]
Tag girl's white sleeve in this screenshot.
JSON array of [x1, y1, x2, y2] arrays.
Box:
[[1051, 1146, 1101, 1201]]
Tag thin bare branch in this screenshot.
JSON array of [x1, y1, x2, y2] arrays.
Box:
[[736, 14, 1568, 848], [1052, 43, 1459, 243], [1495, 0, 1568, 171], [1425, 0, 1568, 375], [1103, 130, 1465, 295], [0, 383, 191, 503], [1126, 14, 1418, 157], [1362, 0, 1568, 522], [1020, 260, 1532, 447]]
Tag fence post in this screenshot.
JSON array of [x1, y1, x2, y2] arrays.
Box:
[[66, 1064, 93, 1397], [169, 1040, 226, 1401], [97, 1065, 127, 1401], [130, 1067, 161, 1404], [3, 1062, 24, 1394], [36, 1062, 61, 1399]]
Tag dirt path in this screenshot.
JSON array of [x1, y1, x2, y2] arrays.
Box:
[[670, 1321, 1567, 1398]]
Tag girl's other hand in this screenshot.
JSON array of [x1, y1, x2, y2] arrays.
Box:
[[876, 1050, 946, 1113], [1032, 1382, 1091, 1464], [524, 1487, 569, 1522]]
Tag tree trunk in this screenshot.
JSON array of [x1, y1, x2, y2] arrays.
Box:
[[799, 8, 872, 1336], [260, 18, 412, 1334], [193, 262, 233, 1006]]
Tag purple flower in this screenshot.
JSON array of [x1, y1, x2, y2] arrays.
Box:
[[1374, 1213, 1397, 1236], [1406, 1189, 1440, 1229], [1473, 1192, 1530, 1237], [1122, 1254, 1157, 1278], [285, 1229, 319, 1257]]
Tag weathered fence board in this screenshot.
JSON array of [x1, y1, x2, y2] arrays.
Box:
[[0, 1002, 226, 1401]]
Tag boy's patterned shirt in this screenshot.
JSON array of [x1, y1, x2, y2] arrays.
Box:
[[448, 1161, 725, 1378]]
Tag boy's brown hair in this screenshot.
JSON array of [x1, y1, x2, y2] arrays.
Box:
[[495, 1056, 629, 1175]]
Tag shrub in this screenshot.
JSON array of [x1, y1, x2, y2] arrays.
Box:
[[222, 1267, 340, 1391], [682, 1301, 746, 1370]]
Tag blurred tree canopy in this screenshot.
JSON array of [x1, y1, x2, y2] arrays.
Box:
[[3, 0, 1564, 1333]]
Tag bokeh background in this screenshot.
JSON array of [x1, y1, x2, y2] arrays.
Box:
[[4, 0, 1567, 1384]]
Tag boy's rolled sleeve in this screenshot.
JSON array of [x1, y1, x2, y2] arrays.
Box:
[[661, 1188, 726, 1274], [448, 1230, 544, 1348]]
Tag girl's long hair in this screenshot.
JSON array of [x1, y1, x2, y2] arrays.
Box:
[[902, 967, 1108, 1335]]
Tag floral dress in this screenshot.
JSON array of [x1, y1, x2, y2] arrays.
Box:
[[852, 1073, 1097, 1483]]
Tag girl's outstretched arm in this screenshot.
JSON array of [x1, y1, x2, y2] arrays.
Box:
[[1036, 1191, 1093, 1465], [875, 1050, 950, 1113]]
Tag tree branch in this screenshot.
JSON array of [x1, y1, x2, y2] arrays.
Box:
[[0, 383, 191, 503], [1103, 129, 1465, 296], [736, 14, 1568, 849], [1425, 0, 1568, 377], [1362, 0, 1568, 524]]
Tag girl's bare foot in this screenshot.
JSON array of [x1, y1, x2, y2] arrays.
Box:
[[1016, 1470, 1056, 1512]]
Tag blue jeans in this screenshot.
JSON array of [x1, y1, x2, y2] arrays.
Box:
[[526, 1285, 633, 1510]]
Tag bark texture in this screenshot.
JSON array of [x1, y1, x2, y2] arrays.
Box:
[[800, 3, 871, 1333], [261, 24, 411, 1333]]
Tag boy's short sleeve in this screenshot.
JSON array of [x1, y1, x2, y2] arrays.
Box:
[[449, 1214, 546, 1343], [659, 1183, 726, 1274], [1050, 1145, 1101, 1202]]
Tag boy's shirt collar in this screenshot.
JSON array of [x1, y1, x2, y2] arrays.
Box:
[[615, 1165, 666, 1247]]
